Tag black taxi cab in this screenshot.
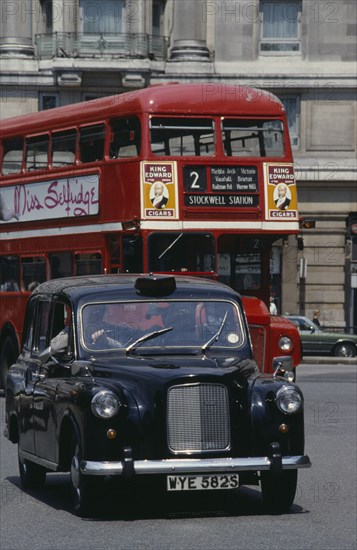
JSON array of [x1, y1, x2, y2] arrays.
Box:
[[4, 274, 311, 516]]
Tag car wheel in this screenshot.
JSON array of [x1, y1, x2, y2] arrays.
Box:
[[260, 470, 297, 514], [70, 438, 100, 517], [333, 343, 356, 358], [18, 447, 46, 489], [0, 335, 18, 391]]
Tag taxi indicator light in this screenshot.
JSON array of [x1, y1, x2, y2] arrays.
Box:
[[279, 423, 289, 433]]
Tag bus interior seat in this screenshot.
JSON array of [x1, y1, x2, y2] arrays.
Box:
[[52, 151, 76, 166]]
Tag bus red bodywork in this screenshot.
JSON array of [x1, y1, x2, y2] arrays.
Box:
[[0, 83, 301, 388]]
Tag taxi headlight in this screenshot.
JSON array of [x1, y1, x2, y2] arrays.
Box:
[[276, 386, 303, 414], [91, 390, 120, 419], [279, 336, 293, 352]]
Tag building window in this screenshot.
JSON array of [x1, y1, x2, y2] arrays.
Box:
[[39, 93, 59, 111], [260, 0, 302, 53], [42, 0, 53, 33], [280, 96, 300, 148], [152, 0, 165, 36], [79, 0, 124, 34]]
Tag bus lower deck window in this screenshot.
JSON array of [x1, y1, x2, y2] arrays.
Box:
[[75, 253, 102, 276], [0, 256, 20, 292], [148, 233, 215, 272], [21, 257, 46, 291], [49, 252, 73, 279]]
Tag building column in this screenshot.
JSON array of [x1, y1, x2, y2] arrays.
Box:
[[0, 0, 34, 56], [169, 0, 210, 60]]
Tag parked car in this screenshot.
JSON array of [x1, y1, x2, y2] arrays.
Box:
[[285, 315, 357, 357], [5, 274, 311, 516]]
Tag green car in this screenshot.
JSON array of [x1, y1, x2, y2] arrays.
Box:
[[286, 315, 357, 358]]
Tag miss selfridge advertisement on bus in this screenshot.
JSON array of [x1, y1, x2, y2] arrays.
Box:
[[0, 173, 99, 223]]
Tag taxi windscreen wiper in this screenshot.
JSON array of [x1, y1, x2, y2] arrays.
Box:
[[126, 327, 173, 354], [201, 311, 228, 352]]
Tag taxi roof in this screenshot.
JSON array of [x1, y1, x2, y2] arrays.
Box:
[[32, 274, 240, 305]]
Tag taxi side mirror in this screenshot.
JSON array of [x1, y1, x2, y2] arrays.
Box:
[[273, 356, 294, 382]]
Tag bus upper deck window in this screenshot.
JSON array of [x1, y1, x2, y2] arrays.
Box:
[[79, 124, 105, 163], [25, 135, 49, 172], [109, 117, 141, 158], [222, 119, 284, 157], [150, 118, 215, 157], [1, 137, 24, 175], [52, 129, 77, 167]]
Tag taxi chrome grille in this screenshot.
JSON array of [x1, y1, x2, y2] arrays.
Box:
[[167, 384, 231, 453]]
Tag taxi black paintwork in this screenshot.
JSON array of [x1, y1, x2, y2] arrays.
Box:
[[5, 274, 310, 516]]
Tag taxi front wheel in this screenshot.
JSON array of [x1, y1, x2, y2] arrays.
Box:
[[70, 438, 101, 517], [260, 470, 297, 514]]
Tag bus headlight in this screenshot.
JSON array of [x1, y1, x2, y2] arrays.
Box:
[[91, 390, 121, 419], [279, 336, 293, 352], [276, 386, 303, 414]]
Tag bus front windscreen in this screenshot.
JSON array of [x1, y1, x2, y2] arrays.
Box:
[[148, 233, 215, 274]]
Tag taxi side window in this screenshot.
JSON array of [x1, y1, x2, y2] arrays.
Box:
[[35, 300, 52, 353], [22, 299, 37, 353], [50, 301, 74, 357]]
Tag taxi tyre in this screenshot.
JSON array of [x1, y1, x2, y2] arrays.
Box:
[[333, 342, 356, 358], [18, 446, 47, 490], [70, 435, 101, 517], [260, 469, 297, 514]]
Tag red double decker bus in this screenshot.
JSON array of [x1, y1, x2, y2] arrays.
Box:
[[0, 83, 301, 388]]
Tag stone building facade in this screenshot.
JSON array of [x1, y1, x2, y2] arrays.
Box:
[[0, 0, 356, 329]]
